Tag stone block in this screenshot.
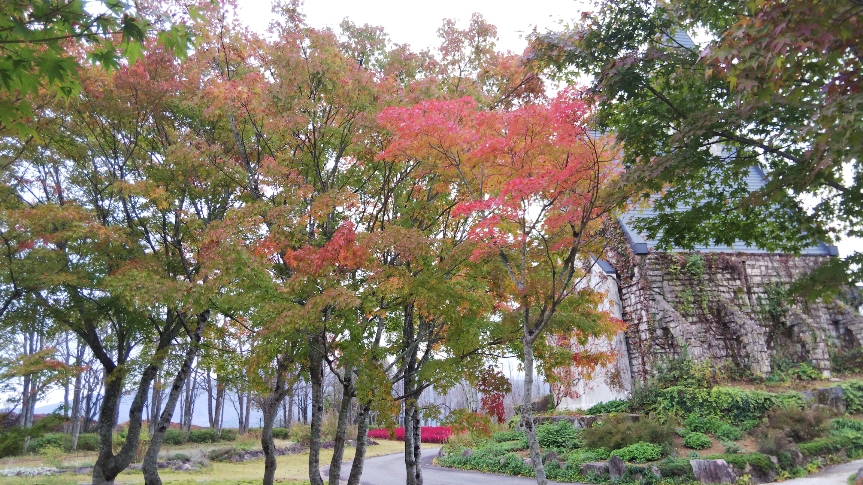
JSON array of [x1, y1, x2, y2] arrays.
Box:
[[609, 455, 626, 479], [690, 459, 736, 484]]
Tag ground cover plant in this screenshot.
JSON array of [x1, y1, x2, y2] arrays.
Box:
[[437, 350, 863, 485]]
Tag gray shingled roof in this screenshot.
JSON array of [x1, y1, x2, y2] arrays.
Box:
[[618, 168, 839, 256]]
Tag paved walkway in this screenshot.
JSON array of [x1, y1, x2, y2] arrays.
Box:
[[328, 447, 560, 485], [328, 450, 862, 485], [780, 459, 862, 485]]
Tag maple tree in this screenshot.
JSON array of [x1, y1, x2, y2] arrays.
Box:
[[0, 23, 239, 482], [477, 366, 511, 424], [0, 0, 197, 136], [532, 0, 863, 285], [379, 89, 622, 485]]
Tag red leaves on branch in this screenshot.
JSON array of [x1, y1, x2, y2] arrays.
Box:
[[477, 366, 512, 424], [283, 222, 367, 276]]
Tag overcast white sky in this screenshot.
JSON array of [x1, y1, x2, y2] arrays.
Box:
[[236, 0, 587, 54]]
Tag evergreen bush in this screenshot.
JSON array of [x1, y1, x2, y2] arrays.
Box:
[[683, 432, 712, 450], [536, 420, 579, 450], [609, 441, 663, 462], [189, 429, 217, 443], [164, 429, 186, 445], [582, 414, 673, 451]]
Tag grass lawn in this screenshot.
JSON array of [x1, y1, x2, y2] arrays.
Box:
[[0, 439, 432, 485]]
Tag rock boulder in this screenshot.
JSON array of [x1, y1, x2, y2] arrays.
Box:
[[690, 459, 736, 484]]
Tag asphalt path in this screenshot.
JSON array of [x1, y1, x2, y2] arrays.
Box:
[[326, 447, 561, 485], [326, 451, 863, 485]]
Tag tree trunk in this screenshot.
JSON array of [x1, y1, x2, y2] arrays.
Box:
[[182, 366, 196, 439], [142, 311, 209, 485], [261, 399, 280, 485], [521, 336, 547, 485], [207, 369, 214, 428], [412, 408, 422, 485], [70, 341, 85, 450], [345, 404, 370, 485], [237, 390, 246, 435], [261, 356, 290, 485], [402, 303, 422, 485], [308, 334, 325, 485], [327, 371, 353, 485], [149, 374, 162, 437], [92, 361, 158, 485], [214, 378, 225, 438], [244, 390, 251, 432]]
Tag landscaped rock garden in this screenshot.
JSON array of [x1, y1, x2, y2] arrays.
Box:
[[437, 379, 863, 484]]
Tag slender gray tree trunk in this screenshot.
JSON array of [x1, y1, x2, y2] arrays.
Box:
[[328, 371, 353, 485], [346, 404, 370, 485], [92, 362, 158, 485], [308, 334, 325, 485], [261, 356, 290, 485], [142, 311, 209, 485], [70, 341, 85, 450], [521, 334, 547, 485]]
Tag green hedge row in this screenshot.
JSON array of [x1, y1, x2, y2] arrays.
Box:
[[652, 386, 804, 424]]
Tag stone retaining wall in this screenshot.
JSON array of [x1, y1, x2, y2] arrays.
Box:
[[608, 251, 863, 380]]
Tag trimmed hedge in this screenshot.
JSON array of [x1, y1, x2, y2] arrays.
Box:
[[272, 427, 291, 440]]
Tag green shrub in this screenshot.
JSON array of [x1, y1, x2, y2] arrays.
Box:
[[272, 427, 291, 440], [220, 429, 238, 441], [765, 406, 832, 442], [189, 429, 217, 443], [832, 418, 863, 432], [171, 453, 190, 461], [683, 432, 712, 450], [536, 421, 579, 450], [585, 399, 631, 415], [30, 433, 72, 452], [654, 386, 803, 424], [684, 413, 723, 434], [164, 428, 186, 446], [566, 447, 610, 467], [582, 415, 673, 451], [657, 457, 695, 479], [492, 429, 526, 443], [75, 433, 99, 451], [831, 348, 863, 374], [840, 381, 863, 414], [740, 419, 760, 432], [712, 452, 776, 475], [290, 423, 312, 445], [715, 424, 743, 441], [756, 429, 794, 462], [609, 441, 663, 463], [722, 441, 743, 454], [438, 445, 535, 477]]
